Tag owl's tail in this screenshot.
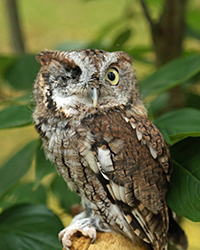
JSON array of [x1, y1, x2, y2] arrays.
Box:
[[167, 208, 188, 250]]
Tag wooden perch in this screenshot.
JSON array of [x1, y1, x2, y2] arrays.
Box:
[[64, 232, 150, 250]]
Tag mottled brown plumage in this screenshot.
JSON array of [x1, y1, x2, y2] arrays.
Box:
[[33, 49, 187, 250]]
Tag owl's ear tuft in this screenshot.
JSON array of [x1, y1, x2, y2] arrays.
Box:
[[36, 50, 54, 66], [36, 50, 67, 66], [116, 51, 133, 64], [36, 50, 77, 69], [36, 51, 52, 66]]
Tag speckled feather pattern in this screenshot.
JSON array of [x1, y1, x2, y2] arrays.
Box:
[[33, 49, 186, 250]]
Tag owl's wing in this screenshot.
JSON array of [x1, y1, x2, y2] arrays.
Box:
[[91, 110, 172, 249]]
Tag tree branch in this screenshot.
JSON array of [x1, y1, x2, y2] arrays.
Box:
[[139, 0, 188, 67], [4, 0, 25, 54], [66, 232, 150, 250], [138, 0, 154, 27]]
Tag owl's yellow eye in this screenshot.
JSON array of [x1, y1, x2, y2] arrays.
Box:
[[105, 68, 119, 86]]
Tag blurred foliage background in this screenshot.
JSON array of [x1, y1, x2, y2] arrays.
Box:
[[0, 0, 200, 250]]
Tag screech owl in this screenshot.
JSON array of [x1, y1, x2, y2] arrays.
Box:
[[33, 49, 187, 250]]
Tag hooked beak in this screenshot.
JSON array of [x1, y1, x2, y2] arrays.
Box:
[[92, 88, 98, 108]]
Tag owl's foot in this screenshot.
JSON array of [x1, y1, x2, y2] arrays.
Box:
[[59, 217, 97, 249]]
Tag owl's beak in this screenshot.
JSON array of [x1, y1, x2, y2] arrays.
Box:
[[92, 88, 98, 108]]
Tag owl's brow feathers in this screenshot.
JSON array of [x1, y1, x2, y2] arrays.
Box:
[[36, 49, 133, 68]]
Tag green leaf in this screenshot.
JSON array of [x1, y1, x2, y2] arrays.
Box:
[[153, 108, 200, 145], [5, 54, 40, 90], [0, 105, 33, 129], [92, 16, 123, 42], [167, 138, 200, 222], [0, 140, 37, 199], [110, 28, 131, 51], [147, 92, 170, 118], [186, 93, 200, 110], [14, 93, 33, 105], [187, 10, 200, 35], [0, 55, 17, 80], [0, 183, 46, 210], [186, 25, 200, 41], [34, 139, 56, 190], [0, 204, 63, 250], [139, 54, 200, 99], [128, 46, 153, 64], [51, 175, 81, 214]]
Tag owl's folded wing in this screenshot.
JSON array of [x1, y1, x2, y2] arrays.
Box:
[[91, 111, 172, 249]]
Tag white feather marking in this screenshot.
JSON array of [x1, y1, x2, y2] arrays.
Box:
[[149, 145, 157, 159], [125, 214, 132, 224], [136, 129, 143, 141], [53, 95, 71, 107], [85, 151, 99, 174], [119, 186, 126, 203], [111, 182, 121, 200], [98, 147, 114, 172], [49, 134, 56, 151], [106, 184, 116, 200], [132, 209, 154, 243], [143, 238, 151, 243], [134, 229, 141, 236], [124, 117, 129, 122], [41, 123, 47, 132], [101, 171, 109, 181], [111, 204, 133, 239], [45, 131, 52, 139], [130, 121, 136, 129], [96, 160, 109, 180], [141, 140, 146, 145]]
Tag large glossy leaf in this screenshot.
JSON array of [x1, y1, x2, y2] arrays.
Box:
[[187, 10, 200, 35], [51, 175, 81, 214], [0, 140, 37, 199], [186, 93, 200, 110], [186, 25, 200, 41], [153, 108, 200, 145], [0, 204, 63, 250], [5, 54, 40, 90], [128, 46, 153, 64], [167, 138, 200, 222], [0, 183, 46, 210], [147, 92, 170, 119], [34, 139, 56, 189], [0, 55, 17, 80], [139, 54, 200, 99], [0, 105, 33, 129]]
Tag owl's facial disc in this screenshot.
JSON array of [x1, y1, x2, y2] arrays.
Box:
[[87, 68, 120, 108]]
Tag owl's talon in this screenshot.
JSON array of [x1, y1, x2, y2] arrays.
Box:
[[59, 218, 97, 249]]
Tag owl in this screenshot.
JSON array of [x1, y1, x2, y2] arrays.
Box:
[[33, 49, 187, 250]]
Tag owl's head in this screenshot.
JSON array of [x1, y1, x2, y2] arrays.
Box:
[[34, 49, 145, 116]]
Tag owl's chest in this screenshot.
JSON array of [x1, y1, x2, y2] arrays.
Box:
[[62, 110, 135, 152], [87, 111, 131, 145], [45, 110, 138, 166]]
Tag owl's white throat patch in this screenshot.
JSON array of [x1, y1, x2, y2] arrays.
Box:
[[53, 94, 93, 115]]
